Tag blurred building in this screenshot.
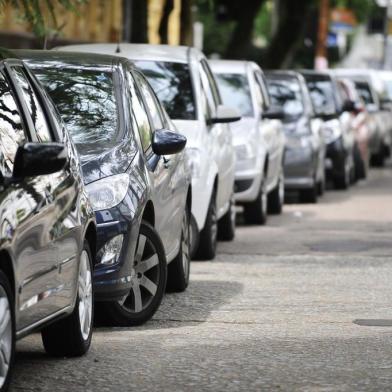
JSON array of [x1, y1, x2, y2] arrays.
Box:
[[0, 0, 182, 49]]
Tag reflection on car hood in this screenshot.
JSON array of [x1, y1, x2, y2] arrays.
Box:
[[173, 119, 202, 149], [79, 140, 137, 184], [229, 117, 258, 146]]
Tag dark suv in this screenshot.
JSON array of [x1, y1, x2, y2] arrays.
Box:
[[22, 51, 191, 327], [0, 54, 96, 390]]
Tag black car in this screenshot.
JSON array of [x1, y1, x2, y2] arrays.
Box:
[[301, 70, 356, 190], [266, 71, 326, 203], [0, 53, 96, 390], [21, 51, 192, 327]]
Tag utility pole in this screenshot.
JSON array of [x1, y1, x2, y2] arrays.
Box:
[[315, 0, 329, 70]]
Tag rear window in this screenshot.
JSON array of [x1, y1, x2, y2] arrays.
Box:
[[306, 78, 337, 116], [33, 66, 120, 154], [134, 60, 196, 120], [215, 73, 254, 117]]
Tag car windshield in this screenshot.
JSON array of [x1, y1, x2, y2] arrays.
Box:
[[33, 66, 120, 155], [355, 82, 375, 105], [306, 78, 337, 116], [267, 77, 304, 119], [134, 60, 196, 120], [214, 73, 254, 117]]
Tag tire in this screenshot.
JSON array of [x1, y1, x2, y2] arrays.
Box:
[[300, 183, 318, 204], [317, 178, 325, 196], [334, 158, 350, 190], [189, 213, 199, 260], [102, 221, 167, 326], [354, 144, 366, 181], [194, 190, 218, 260], [42, 240, 93, 357], [243, 182, 268, 225], [218, 194, 236, 241], [0, 271, 15, 392], [268, 172, 284, 215], [166, 208, 191, 293], [370, 148, 385, 168]]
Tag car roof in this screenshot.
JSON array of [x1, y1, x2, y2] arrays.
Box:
[[208, 59, 250, 74], [15, 49, 131, 70], [55, 43, 198, 64], [265, 70, 301, 79]]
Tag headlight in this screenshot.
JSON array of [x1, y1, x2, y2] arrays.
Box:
[[187, 148, 201, 178], [235, 144, 256, 161], [322, 119, 342, 144], [100, 235, 124, 265], [86, 173, 129, 211]]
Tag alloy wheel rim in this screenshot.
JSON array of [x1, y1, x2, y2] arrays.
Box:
[[0, 286, 11, 388], [210, 199, 218, 247], [278, 173, 285, 205], [78, 250, 93, 341], [182, 213, 191, 278], [118, 234, 160, 314]]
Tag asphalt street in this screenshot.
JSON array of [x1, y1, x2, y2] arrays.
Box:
[[11, 164, 392, 392]]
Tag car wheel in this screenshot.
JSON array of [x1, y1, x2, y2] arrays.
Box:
[[218, 193, 236, 241], [370, 144, 385, 167], [103, 221, 167, 326], [42, 240, 93, 357], [300, 179, 318, 204], [0, 271, 15, 392], [166, 208, 191, 293], [334, 158, 350, 190], [194, 190, 218, 260], [268, 172, 284, 215], [317, 177, 325, 196], [243, 182, 268, 225], [189, 213, 199, 260], [353, 144, 366, 181]]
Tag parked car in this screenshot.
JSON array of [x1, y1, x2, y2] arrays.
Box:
[[301, 70, 356, 189], [55, 43, 239, 260], [0, 53, 96, 390], [265, 71, 325, 203], [21, 50, 191, 327], [209, 60, 285, 224], [334, 69, 392, 167], [336, 77, 370, 180]]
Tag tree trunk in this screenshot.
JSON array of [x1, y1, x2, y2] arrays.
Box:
[[129, 0, 148, 43], [180, 0, 193, 46], [159, 0, 174, 44], [225, 0, 265, 59], [263, 0, 314, 69]]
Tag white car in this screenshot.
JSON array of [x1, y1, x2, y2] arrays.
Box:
[[210, 60, 285, 224], [57, 43, 239, 260]]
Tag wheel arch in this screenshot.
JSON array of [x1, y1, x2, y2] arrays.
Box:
[[84, 222, 97, 261], [0, 250, 15, 297], [142, 200, 155, 227]]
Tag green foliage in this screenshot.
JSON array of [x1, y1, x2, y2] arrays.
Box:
[[332, 0, 376, 23], [0, 0, 87, 37]]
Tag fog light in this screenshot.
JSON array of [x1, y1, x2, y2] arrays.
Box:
[[101, 235, 124, 265]]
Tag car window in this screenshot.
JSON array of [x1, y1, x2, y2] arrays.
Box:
[[267, 77, 304, 119], [306, 78, 337, 116], [134, 71, 164, 131], [128, 72, 153, 154], [355, 82, 375, 105], [12, 66, 52, 143], [199, 62, 217, 116], [215, 73, 253, 117], [0, 73, 26, 176], [134, 60, 196, 120]]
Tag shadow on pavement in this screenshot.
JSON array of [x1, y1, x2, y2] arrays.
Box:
[[94, 279, 244, 331], [353, 319, 392, 327]]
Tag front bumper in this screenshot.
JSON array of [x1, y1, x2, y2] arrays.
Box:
[[93, 204, 140, 302], [283, 147, 315, 190], [234, 168, 263, 203]]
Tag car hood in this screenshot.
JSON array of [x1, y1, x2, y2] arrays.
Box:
[[78, 141, 137, 184], [173, 120, 202, 149], [229, 117, 258, 146]]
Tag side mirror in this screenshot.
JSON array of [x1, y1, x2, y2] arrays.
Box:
[[263, 107, 285, 120], [209, 105, 241, 125], [152, 129, 187, 156], [342, 100, 356, 113], [13, 142, 68, 179]]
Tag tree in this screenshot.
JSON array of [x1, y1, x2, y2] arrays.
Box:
[[0, 0, 88, 38]]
